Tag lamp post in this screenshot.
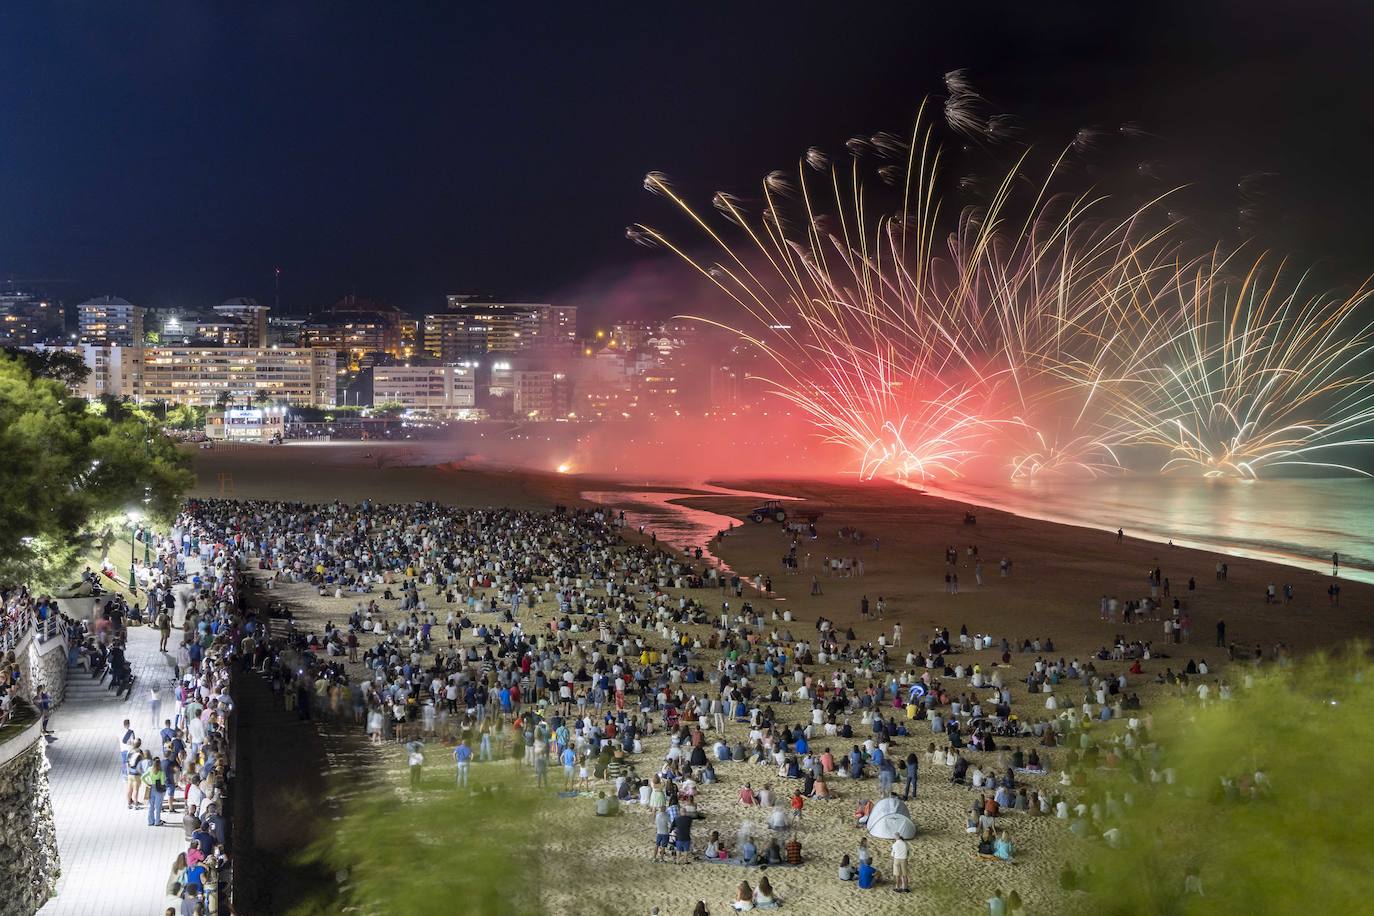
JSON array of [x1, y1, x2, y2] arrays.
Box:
[[142, 488, 153, 566], [126, 509, 142, 594]]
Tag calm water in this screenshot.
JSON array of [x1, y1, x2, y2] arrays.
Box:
[[923, 477, 1374, 585], [580, 484, 795, 573]]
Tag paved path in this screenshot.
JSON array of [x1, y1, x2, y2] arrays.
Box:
[[39, 625, 185, 916]]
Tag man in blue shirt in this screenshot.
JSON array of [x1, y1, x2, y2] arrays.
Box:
[[454, 739, 472, 787]]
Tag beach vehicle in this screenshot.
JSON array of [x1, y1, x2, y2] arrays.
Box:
[[749, 500, 788, 524]]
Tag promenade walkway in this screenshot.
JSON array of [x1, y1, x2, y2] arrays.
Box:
[[39, 625, 185, 916]]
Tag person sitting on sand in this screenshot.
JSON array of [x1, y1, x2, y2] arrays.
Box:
[[739, 837, 758, 866], [731, 881, 756, 911], [810, 775, 831, 799], [857, 858, 878, 888], [993, 829, 1015, 861], [854, 798, 874, 827], [839, 854, 855, 881], [739, 783, 758, 806], [977, 827, 997, 857], [705, 830, 727, 860], [754, 876, 781, 908]]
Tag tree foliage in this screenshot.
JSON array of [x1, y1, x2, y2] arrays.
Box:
[[2, 347, 90, 386], [0, 353, 193, 586], [291, 768, 548, 916], [1078, 649, 1374, 915]]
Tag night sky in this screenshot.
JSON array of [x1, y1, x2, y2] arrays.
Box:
[[2, 1, 1373, 320]]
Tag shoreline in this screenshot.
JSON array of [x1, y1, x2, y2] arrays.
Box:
[[917, 479, 1374, 586]]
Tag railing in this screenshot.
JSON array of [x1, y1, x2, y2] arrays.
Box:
[[0, 611, 35, 656], [35, 615, 62, 644]]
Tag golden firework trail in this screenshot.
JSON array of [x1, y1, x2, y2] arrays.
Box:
[[634, 104, 1374, 481]]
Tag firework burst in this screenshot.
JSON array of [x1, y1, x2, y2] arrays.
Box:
[[634, 99, 1374, 482], [1116, 251, 1374, 477]]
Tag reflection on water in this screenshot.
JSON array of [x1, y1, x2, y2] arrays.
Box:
[[925, 476, 1374, 585], [581, 484, 793, 574]]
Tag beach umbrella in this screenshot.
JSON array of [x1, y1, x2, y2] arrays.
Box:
[[867, 796, 917, 840]]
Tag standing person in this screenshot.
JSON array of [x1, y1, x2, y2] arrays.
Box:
[[143, 757, 168, 826], [891, 836, 910, 893], [1117, 528, 1124, 544], [1215, 619, 1226, 648], [37, 687, 53, 736], [453, 739, 472, 788], [148, 687, 162, 732], [903, 752, 919, 800], [157, 606, 172, 652], [406, 738, 425, 790], [1332, 552, 1340, 576]]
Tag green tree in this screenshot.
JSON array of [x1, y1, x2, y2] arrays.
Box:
[[214, 390, 233, 410], [1077, 649, 1374, 915], [0, 353, 193, 586], [2, 347, 90, 386], [291, 769, 552, 916], [166, 403, 205, 430]]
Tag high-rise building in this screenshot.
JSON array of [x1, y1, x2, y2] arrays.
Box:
[[427, 300, 571, 359], [71, 345, 143, 400], [0, 287, 64, 346], [78, 296, 145, 347], [213, 297, 270, 347], [299, 295, 403, 370], [537, 305, 578, 351], [424, 305, 537, 359]]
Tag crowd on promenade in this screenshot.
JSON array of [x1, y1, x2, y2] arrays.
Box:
[[48, 510, 251, 916]]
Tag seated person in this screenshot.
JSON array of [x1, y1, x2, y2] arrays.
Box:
[[753, 876, 781, 908], [993, 829, 1015, 861], [977, 827, 997, 857], [857, 860, 878, 889], [704, 830, 729, 860], [853, 798, 873, 827], [838, 854, 855, 881], [731, 881, 756, 912], [594, 791, 619, 816]]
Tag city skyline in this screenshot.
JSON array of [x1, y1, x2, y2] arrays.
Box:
[[4, 2, 1374, 317]]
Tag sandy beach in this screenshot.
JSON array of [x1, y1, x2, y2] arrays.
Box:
[[191, 442, 1374, 915]]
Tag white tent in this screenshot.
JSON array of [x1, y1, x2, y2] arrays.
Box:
[[867, 796, 917, 840]]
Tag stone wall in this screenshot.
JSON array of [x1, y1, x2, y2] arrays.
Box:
[[28, 637, 69, 709], [0, 720, 59, 916]]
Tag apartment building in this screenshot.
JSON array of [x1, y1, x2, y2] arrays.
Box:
[[140, 346, 336, 407], [371, 364, 477, 415]]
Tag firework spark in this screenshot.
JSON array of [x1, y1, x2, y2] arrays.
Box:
[[635, 103, 1374, 482]]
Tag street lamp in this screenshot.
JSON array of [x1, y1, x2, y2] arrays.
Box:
[[126, 509, 142, 594], [142, 489, 153, 565]]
